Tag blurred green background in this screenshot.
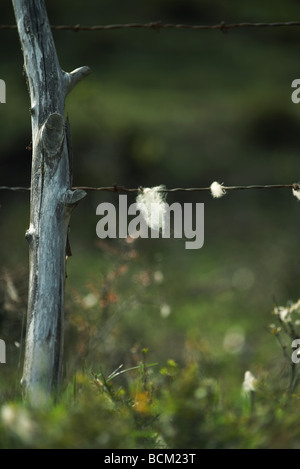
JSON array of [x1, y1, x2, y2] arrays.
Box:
[[1, 0, 300, 439]]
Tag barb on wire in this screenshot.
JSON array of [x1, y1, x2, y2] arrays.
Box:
[[1, 21, 300, 33], [0, 183, 299, 194]]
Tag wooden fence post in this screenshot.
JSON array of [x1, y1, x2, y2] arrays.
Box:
[[12, 0, 90, 402]]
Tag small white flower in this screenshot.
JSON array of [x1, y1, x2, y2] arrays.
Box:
[[289, 299, 300, 313], [210, 181, 226, 198], [274, 300, 300, 323], [82, 292, 98, 309], [160, 303, 171, 318], [242, 371, 257, 394], [153, 271, 164, 284], [275, 306, 291, 323], [136, 185, 167, 231], [268, 323, 281, 334]]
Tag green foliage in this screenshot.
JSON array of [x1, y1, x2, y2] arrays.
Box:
[[1, 342, 300, 449], [2, 233, 300, 448]]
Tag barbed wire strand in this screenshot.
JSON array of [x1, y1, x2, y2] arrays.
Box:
[[1, 21, 300, 33], [0, 186, 30, 192], [0, 183, 299, 194]]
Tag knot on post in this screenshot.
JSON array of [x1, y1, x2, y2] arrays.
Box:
[[63, 189, 87, 212], [41, 112, 65, 159]]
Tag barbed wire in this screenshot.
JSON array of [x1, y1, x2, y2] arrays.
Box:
[[1, 21, 300, 33], [0, 186, 30, 192], [0, 183, 299, 194]]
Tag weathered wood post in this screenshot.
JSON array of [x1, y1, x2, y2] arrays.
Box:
[[12, 0, 90, 402]]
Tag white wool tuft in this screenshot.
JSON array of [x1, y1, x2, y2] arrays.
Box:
[[210, 181, 226, 198], [136, 185, 167, 231], [292, 187, 300, 201]]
